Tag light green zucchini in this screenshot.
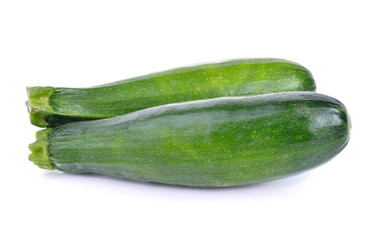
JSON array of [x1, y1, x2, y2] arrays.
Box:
[[26, 59, 315, 127]]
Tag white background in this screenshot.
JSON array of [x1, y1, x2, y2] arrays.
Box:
[[1, 0, 376, 239]]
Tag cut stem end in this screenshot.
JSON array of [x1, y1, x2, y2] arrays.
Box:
[[29, 128, 54, 170], [26, 87, 55, 127]]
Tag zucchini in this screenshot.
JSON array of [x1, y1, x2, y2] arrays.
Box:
[[26, 59, 315, 127], [29, 92, 350, 187]]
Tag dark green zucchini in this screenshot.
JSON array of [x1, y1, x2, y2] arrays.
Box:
[[26, 59, 315, 127], [29, 92, 350, 187]]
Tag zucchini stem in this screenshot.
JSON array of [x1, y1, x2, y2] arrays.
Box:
[[26, 87, 55, 127], [29, 128, 54, 170]]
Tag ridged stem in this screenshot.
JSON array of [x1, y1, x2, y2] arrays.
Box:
[[29, 128, 54, 170], [26, 87, 55, 127]]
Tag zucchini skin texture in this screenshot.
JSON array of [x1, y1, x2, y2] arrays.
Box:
[[27, 59, 315, 127], [31, 92, 350, 187]]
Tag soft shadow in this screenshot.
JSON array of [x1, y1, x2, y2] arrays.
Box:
[[41, 170, 311, 193]]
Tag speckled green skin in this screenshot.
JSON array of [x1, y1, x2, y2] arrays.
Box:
[[27, 59, 315, 127], [40, 92, 350, 187]]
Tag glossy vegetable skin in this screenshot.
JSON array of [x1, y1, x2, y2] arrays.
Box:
[[29, 92, 350, 187], [26, 59, 315, 127]]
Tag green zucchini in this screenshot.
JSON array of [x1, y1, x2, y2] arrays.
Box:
[[29, 92, 350, 187], [26, 59, 315, 127]]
